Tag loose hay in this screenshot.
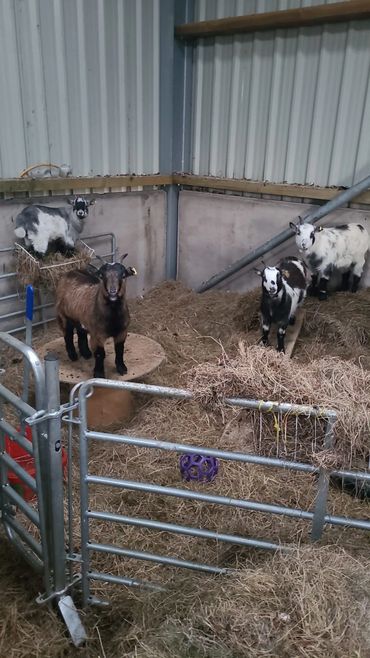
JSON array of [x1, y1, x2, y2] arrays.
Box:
[[187, 341, 370, 469], [14, 240, 94, 289], [121, 546, 370, 658], [1, 281, 370, 657]]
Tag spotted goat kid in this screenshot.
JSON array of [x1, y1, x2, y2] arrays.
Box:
[[289, 218, 369, 300], [255, 256, 308, 353]]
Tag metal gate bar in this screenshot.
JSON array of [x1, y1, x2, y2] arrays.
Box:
[[0, 333, 50, 583], [76, 379, 370, 607]]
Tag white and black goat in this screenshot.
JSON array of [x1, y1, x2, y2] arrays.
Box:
[[14, 196, 94, 257], [56, 256, 137, 378], [289, 218, 369, 300], [255, 256, 308, 353]]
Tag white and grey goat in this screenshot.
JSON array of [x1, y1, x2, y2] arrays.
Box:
[[14, 196, 94, 257], [255, 256, 308, 353], [289, 218, 369, 300]]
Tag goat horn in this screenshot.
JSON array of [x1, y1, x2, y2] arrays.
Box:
[[120, 253, 128, 263]]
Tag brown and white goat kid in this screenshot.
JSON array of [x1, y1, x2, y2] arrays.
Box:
[[255, 256, 308, 353], [56, 257, 137, 378]]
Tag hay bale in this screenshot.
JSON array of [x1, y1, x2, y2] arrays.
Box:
[[187, 342, 370, 468], [14, 240, 94, 289]]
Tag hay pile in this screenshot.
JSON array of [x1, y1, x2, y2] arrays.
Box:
[[186, 342, 370, 468], [120, 547, 370, 658], [14, 240, 94, 289]]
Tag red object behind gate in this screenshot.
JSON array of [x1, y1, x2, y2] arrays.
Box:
[[5, 425, 67, 502]]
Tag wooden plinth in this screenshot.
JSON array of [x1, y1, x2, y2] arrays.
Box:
[[37, 333, 166, 429]]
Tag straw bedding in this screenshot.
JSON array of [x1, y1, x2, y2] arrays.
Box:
[[0, 281, 370, 657]]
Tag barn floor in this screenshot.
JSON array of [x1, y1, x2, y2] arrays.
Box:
[[0, 281, 370, 657]]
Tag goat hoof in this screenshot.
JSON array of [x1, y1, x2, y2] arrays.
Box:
[[68, 351, 78, 362], [116, 362, 128, 376], [80, 348, 92, 359], [93, 370, 105, 379], [318, 291, 328, 301]]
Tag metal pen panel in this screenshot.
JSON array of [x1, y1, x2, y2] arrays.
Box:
[[77, 377, 368, 606], [87, 510, 287, 552], [88, 541, 230, 575]]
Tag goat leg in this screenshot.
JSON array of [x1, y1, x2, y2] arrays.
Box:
[[277, 325, 287, 353], [64, 318, 78, 361], [91, 338, 106, 378], [259, 320, 270, 347], [307, 273, 318, 297], [77, 325, 91, 359], [114, 332, 128, 375], [318, 276, 329, 301]]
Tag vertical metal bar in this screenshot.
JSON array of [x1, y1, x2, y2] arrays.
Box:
[[165, 184, 179, 280], [67, 383, 81, 581], [44, 353, 66, 592], [38, 287, 48, 333], [0, 385, 7, 518], [311, 416, 335, 541], [22, 285, 34, 406], [78, 384, 91, 606]]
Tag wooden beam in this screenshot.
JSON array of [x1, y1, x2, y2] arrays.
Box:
[[1, 172, 369, 205], [172, 174, 370, 205], [0, 174, 172, 195], [175, 1, 370, 39]]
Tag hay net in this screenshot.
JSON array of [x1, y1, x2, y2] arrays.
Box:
[[14, 239, 94, 289], [186, 341, 370, 470]]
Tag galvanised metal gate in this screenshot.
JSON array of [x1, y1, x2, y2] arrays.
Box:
[[0, 332, 87, 647], [71, 379, 370, 607], [2, 336, 370, 631]]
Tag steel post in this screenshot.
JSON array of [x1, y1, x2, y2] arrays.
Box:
[[311, 416, 335, 541]]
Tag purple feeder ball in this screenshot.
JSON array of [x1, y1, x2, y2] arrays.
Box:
[[179, 453, 219, 483]]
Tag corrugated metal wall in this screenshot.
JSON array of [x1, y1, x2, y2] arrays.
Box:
[[192, 0, 370, 187], [0, 0, 160, 178]]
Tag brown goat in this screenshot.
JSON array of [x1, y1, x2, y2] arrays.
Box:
[[55, 259, 137, 378]]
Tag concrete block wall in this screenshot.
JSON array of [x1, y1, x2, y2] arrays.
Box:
[[178, 191, 370, 292], [0, 191, 166, 333]]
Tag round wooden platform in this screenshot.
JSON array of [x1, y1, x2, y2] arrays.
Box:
[[37, 333, 166, 384]]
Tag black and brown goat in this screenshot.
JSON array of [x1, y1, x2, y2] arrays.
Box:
[[55, 256, 137, 378]]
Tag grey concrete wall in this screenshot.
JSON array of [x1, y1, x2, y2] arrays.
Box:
[[178, 191, 370, 292], [0, 191, 166, 333]]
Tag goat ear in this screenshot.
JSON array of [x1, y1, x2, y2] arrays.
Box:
[[253, 267, 263, 277], [120, 253, 128, 263], [314, 225, 323, 233], [88, 198, 95, 206], [67, 198, 74, 205], [289, 221, 299, 233], [127, 266, 137, 277]]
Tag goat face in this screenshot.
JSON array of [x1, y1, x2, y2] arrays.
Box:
[[99, 262, 137, 302], [68, 196, 94, 219], [289, 221, 316, 253], [262, 266, 283, 298]]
